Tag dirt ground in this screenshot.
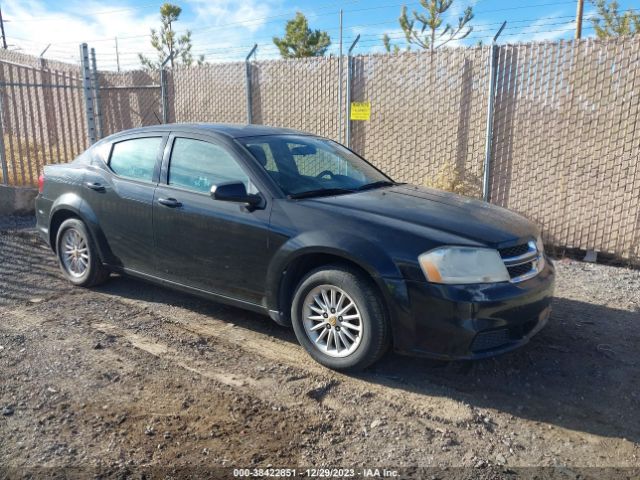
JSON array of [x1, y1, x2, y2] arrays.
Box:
[[1, 217, 639, 477]]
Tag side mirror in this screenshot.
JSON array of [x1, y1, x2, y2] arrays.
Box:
[[211, 181, 261, 207]]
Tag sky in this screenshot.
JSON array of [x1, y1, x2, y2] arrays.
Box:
[[1, 0, 639, 71]]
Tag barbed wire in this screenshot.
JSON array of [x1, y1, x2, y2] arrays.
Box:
[[100, 18, 588, 63], [93, 16, 582, 59], [9, 0, 615, 70]]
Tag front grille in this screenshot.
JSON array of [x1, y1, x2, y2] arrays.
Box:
[[471, 329, 510, 352], [499, 241, 540, 282], [507, 261, 534, 279], [499, 244, 530, 258]]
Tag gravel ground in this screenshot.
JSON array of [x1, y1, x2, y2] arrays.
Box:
[[0, 216, 639, 477]]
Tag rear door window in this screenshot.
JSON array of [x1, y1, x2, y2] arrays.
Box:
[[168, 137, 249, 194], [109, 137, 162, 182]]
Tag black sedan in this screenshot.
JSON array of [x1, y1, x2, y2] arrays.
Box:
[[35, 124, 555, 370]]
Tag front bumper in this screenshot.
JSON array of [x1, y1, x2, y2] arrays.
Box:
[[385, 256, 555, 360]]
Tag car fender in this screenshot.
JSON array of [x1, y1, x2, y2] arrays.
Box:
[[265, 230, 409, 326], [49, 193, 113, 263]]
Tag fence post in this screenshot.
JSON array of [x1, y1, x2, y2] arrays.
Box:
[[160, 53, 173, 124], [245, 44, 257, 125], [346, 34, 360, 149], [0, 100, 7, 185], [337, 9, 344, 143], [79, 43, 97, 145], [482, 21, 506, 202], [90, 48, 103, 140]]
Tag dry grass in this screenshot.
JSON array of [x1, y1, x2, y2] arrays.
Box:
[[0, 134, 51, 186], [423, 161, 483, 198]]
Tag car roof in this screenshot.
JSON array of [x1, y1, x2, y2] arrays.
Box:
[[111, 123, 312, 139]]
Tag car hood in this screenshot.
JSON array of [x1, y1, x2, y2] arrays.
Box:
[[306, 184, 538, 246]]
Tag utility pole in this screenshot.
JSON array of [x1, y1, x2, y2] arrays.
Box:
[[0, 7, 8, 50], [575, 0, 585, 39], [115, 37, 121, 72]]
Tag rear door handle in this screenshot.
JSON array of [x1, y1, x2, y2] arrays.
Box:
[[157, 197, 182, 208], [85, 182, 105, 192]]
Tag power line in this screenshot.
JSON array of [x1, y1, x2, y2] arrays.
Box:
[[97, 16, 581, 56], [12, 0, 614, 67], [103, 17, 583, 59], [10, 0, 584, 47], [12, 0, 363, 45], [111, 21, 585, 65], [49, 21, 594, 69]]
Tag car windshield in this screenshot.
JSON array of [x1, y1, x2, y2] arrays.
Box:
[[238, 135, 393, 197]]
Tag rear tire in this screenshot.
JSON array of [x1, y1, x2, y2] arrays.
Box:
[[291, 264, 390, 371], [56, 218, 109, 287]]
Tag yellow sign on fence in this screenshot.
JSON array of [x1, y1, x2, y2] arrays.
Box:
[[350, 102, 371, 121]]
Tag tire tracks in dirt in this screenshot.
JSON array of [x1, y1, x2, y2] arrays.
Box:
[[93, 290, 476, 426]]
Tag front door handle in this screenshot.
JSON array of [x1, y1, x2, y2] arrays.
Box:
[[157, 197, 182, 208], [85, 182, 105, 192]]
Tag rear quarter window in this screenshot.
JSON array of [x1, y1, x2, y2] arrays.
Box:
[[109, 137, 162, 182]]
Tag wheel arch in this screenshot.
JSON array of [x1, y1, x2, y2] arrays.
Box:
[[48, 195, 111, 263], [266, 236, 404, 330]]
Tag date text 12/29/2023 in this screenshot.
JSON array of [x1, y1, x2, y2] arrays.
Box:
[[233, 468, 399, 477]]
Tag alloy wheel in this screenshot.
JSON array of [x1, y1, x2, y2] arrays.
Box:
[[60, 228, 89, 278], [302, 284, 363, 358]]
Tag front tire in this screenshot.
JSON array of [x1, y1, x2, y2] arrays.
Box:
[[291, 265, 390, 371], [56, 218, 109, 287]]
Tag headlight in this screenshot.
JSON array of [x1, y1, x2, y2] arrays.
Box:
[[536, 235, 545, 254], [418, 247, 510, 284]]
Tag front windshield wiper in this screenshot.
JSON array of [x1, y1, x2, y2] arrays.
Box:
[[356, 180, 399, 191], [288, 188, 356, 199]]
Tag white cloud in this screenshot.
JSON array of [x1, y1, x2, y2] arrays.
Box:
[[165, 0, 285, 63], [187, 0, 274, 33], [447, 0, 479, 19], [2, 0, 162, 69], [2, 0, 283, 69], [508, 13, 576, 44]]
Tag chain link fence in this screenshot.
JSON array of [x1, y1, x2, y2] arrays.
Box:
[[98, 70, 162, 137], [0, 59, 87, 186], [0, 37, 638, 261], [0, 49, 162, 184], [349, 47, 489, 196], [489, 38, 640, 261]]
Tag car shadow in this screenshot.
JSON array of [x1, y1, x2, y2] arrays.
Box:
[[95, 274, 640, 445]]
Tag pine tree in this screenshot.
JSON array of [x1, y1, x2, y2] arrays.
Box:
[[385, 0, 473, 52], [273, 12, 331, 58], [139, 3, 204, 70], [382, 34, 401, 53], [589, 0, 639, 38]]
